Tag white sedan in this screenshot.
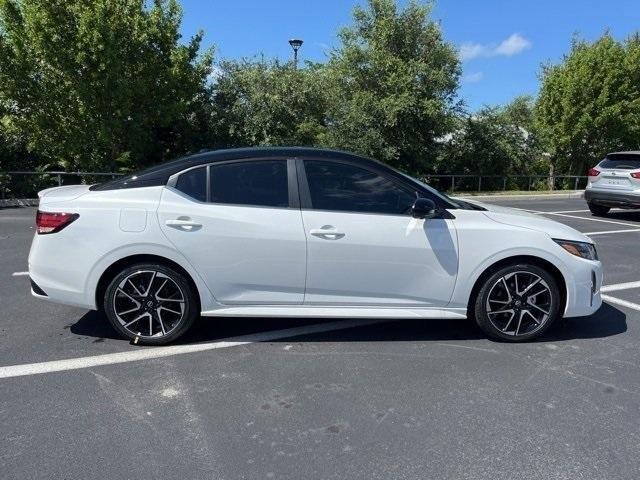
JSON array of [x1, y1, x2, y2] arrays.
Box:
[[29, 147, 602, 344]]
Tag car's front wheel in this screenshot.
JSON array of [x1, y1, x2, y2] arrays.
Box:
[[588, 203, 610, 216], [473, 263, 561, 342], [104, 263, 199, 345]]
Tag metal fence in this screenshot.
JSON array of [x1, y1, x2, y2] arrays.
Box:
[[0, 170, 588, 200], [421, 174, 588, 193]]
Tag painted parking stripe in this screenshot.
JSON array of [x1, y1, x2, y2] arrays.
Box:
[[601, 281, 640, 293], [602, 294, 640, 312], [533, 209, 591, 214], [0, 318, 396, 380], [584, 229, 640, 236], [538, 212, 640, 228], [11, 271, 29, 277]]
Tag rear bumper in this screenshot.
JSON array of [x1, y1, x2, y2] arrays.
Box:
[[584, 189, 640, 209]]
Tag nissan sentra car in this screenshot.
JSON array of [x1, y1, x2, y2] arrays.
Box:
[[29, 147, 602, 344]]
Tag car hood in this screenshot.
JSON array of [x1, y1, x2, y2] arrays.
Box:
[[458, 198, 593, 243]]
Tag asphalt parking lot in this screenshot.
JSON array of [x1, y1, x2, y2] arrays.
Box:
[[2, 195, 640, 480]]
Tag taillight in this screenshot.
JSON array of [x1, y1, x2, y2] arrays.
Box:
[[587, 168, 600, 177], [631, 172, 640, 179], [36, 211, 79, 234]]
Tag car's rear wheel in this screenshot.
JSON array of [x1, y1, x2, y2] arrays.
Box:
[[588, 203, 610, 216], [473, 263, 561, 342], [104, 263, 198, 345]]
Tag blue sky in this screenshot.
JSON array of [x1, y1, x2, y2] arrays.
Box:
[[180, 0, 640, 111]]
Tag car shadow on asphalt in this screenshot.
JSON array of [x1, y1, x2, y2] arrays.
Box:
[[70, 302, 627, 345]]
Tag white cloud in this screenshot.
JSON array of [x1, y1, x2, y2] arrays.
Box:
[[462, 71, 484, 83], [460, 33, 532, 61], [495, 33, 532, 56]]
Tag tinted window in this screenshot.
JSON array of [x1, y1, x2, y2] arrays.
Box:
[[210, 160, 289, 208], [600, 154, 640, 170], [304, 160, 416, 214], [175, 167, 207, 202]]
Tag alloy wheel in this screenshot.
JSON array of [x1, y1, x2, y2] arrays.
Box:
[[112, 270, 186, 338], [485, 271, 553, 337]]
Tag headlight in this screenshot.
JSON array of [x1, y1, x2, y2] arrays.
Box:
[[553, 239, 598, 260]]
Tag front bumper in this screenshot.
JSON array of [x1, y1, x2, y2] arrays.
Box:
[[584, 189, 640, 209], [563, 257, 603, 318]]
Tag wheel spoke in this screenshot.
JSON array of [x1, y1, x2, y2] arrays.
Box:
[[159, 305, 182, 316], [523, 309, 541, 325], [501, 277, 513, 301], [124, 312, 148, 328], [521, 278, 541, 296], [514, 310, 525, 336], [154, 279, 168, 300], [155, 309, 167, 335], [143, 271, 157, 297], [489, 308, 514, 316], [502, 311, 516, 332], [117, 288, 141, 307], [126, 278, 145, 297], [514, 273, 520, 296], [527, 302, 550, 316]]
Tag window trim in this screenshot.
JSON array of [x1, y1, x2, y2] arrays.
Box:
[[296, 157, 446, 217], [167, 157, 299, 210]]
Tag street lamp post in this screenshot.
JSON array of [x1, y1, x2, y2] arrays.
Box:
[[288, 39, 303, 69]]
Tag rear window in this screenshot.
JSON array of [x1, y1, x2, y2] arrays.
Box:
[[600, 154, 640, 170]]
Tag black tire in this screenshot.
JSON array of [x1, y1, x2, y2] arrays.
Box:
[[588, 203, 610, 216], [103, 263, 199, 345], [473, 263, 561, 342]]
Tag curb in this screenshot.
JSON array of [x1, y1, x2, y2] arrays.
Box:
[[456, 191, 584, 201], [0, 198, 38, 208]]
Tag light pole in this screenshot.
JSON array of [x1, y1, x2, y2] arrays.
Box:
[[289, 39, 303, 69]]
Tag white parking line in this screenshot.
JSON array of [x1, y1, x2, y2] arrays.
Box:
[[533, 209, 591, 214], [602, 281, 640, 293], [538, 212, 640, 228], [602, 294, 640, 312], [0, 318, 396, 380], [11, 271, 29, 277], [584, 229, 640, 236]]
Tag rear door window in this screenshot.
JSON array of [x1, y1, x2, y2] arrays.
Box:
[[209, 160, 289, 208]]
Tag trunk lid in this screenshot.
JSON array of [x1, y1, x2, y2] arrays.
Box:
[[38, 185, 91, 205]]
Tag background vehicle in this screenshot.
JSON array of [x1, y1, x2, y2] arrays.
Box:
[[29, 147, 602, 345], [585, 151, 640, 216]]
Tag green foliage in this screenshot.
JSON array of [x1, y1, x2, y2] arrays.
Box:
[[210, 58, 329, 147], [0, 0, 213, 172], [324, 0, 461, 174], [536, 33, 640, 174], [437, 96, 548, 178]]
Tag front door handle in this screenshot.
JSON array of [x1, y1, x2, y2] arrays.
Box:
[[310, 226, 345, 240], [165, 218, 202, 230]]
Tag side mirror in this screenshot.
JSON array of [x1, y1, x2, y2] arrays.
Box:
[[411, 198, 437, 219]]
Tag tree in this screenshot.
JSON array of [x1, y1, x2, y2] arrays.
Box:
[[324, 0, 461, 174], [210, 58, 329, 148], [536, 33, 640, 175], [436, 97, 548, 190], [0, 0, 213, 172]]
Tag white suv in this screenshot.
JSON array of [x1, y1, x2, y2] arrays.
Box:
[[585, 151, 640, 216]]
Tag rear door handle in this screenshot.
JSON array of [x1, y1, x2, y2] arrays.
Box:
[[310, 227, 345, 240], [165, 219, 202, 230]]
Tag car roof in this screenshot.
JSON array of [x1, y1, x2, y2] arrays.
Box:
[[608, 151, 640, 156], [90, 147, 372, 191]]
